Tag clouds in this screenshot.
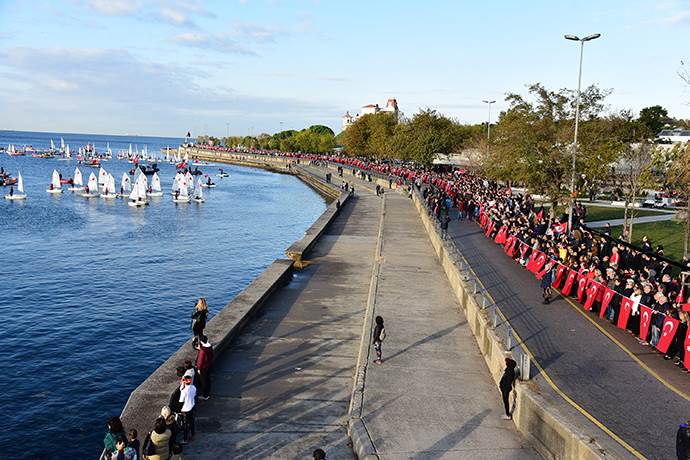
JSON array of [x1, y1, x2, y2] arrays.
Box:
[[86, 0, 214, 28], [0, 46, 337, 135], [172, 22, 292, 55]]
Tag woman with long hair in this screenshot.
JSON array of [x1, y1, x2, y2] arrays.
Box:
[[191, 297, 208, 348]]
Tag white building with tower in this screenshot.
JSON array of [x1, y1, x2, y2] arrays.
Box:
[[342, 98, 399, 130]]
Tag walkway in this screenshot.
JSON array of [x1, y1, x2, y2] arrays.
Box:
[[450, 218, 690, 460], [186, 192, 382, 459], [358, 193, 537, 459], [587, 213, 676, 228]]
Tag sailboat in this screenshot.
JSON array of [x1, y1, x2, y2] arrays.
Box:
[[128, 174, 148, 207], [98, 167, 108, 192], [81, 172, 100, 198], [200, 174, 216, 188], [193, 177, 205, 203], [60, 137, 65, 152], [147, 172, 163, 197], [50, 139, 56, 151], [4, 171, 27, 200], [172, 177, 190, 203], [68, 167, 84, 191], [46, 170, 63, 194], [101, 174, 117, 199], [119, 172, 131, 197]]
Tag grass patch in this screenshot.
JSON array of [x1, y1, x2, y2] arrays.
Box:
[[583, 205, 665, 223], [609, 220, 688, 261]]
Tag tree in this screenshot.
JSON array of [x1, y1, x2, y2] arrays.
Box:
[[664, 144, 690, 257], [617, 140, 654, 243], [393, 109, 462, 165], [483, 83, 615, 218], [308, 125, 335, 136], [638, 105, 671, 138]]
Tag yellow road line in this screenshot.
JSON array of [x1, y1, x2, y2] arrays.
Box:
[[462, 258, 647, 459], [559, 294, 690, 403]]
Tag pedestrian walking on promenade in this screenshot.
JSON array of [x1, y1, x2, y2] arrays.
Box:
[[373, 316, 386, 365], [313, 448, 327, 459], [191, 298, 208, 348], [196, 334, 214, 400], [441, 214, 450, 240], [499, 357, 517, 420], [539, 262, 554, 304], [179, 374, 197, 443], [677, 418, 690, 459]]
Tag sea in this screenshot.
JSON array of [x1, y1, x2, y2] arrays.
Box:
[[0, 130, 327, 458]]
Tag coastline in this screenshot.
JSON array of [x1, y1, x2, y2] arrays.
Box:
[[110, 152, 349, 458]]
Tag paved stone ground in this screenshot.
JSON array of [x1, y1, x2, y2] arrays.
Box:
[[587, 213, 676, 228], [359, 192, 537, 459], [450, 218, 690, 460], [185, 192, 382, 459]]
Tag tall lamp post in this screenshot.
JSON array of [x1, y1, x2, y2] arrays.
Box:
[[482, 99, 496, 142], [564, 33, 601, 232]]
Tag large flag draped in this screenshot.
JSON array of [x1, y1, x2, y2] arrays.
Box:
[[617, 297, 634, 329], [656, 316, 680, 354], [562, 270, 578, 296], [576, 274, 589, 303], [600, 288, 615, 319], [553, 263, 567, 288], [584, 282, 603, 311], [639, 305, 654, 341]]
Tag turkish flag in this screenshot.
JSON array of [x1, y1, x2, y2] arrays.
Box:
[[530, 252, 547, 275], [683, 327, 690, 369], [561, 270, 578, 296], [617, 297, 634, 329], [520, 243, 529, 260], [485, 221, 495, 237], [639, 305, 653, 341], [584, 282, 602, 311], [553, 263, 567, 288], [495, 226, 507, 244], [504, 235, 517, 257], [552, 222, 568, 234], [526, 251, 540, 272], [577, 274, 589, 303], [599, 288, 615, 319], [536, 207, 544, 220], [656, 316, 680, 354], [677, 286, 685, 304]]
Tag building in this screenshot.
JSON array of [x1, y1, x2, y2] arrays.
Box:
[[656, 128, 690, 144], [342, 98, 399, 130]]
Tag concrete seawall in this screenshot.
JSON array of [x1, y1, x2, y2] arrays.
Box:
[[408, 190, 632, 460], [111, 155, 350, 458]]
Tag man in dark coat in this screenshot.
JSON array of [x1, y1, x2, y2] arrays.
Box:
[[499, 357, 517, 419]]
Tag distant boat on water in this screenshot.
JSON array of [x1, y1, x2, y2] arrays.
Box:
[[4, 171, 26, 200], [46, 170, 63, 194]]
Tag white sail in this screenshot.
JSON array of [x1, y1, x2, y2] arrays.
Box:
[[121, 173, 131, 193], [195, 178, 204, 199], [50, 139, 55, 150], [65, 144, 70, 158], [98, 167, 108, 190], [172, 173, 181, 193], [17, 171, 24, 194], [151, 173, 162, 192], [179, 180, 189, 198], [74, 167, 83, 186], [184, 152, 189, 163], [87, 172, 98, 193], [129, 144, 133, 158], [60, 137, 65, 150], [51, 170, 61, 189], [107, 174, 116, 194], [185, 172, 194, 190]]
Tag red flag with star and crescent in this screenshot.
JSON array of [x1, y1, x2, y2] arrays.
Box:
[[552, 263, 567, 288], [639, 305, 653, 341], [561, 270, 578, 296], [656, 316, 680, 354], [576, 274, 589, 303], [617, 297, 634, 329], [584, 281, 603, 311], [600, 288, 615, 319], [529, 252, 547, 275]]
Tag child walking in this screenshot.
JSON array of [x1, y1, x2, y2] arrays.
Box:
[[373, 316, 386, 365]]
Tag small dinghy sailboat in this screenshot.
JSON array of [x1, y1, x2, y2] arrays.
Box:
[[81, 172, 100, 198], [4, 171, 27, 200], [68, 167, 84, 192], [128, 174, 148, 207], [101, 174, 117, 199], [172, 177, 190, 203], [119, 172, 131, 197], [193, 177, 205, 203], [147, 172, 163, 197], [216, 168, 229, 178], [46, 170, 63, 194]]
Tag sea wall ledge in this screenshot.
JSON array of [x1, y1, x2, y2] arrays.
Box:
[[107, 157, 349, 459]]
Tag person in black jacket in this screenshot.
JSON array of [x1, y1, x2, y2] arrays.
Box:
[[499, 357, 517, 420], [372, 316, 385, 365], [677, 418, 690, 460]]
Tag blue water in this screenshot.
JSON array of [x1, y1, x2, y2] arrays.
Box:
[[0, 131, 327, 458]]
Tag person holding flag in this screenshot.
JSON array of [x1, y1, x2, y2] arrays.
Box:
[[539, 261, 555, 304]]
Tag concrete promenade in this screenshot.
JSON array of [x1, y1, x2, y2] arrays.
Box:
[[357, 192, 537, 459], [186, 192, 381, 458]]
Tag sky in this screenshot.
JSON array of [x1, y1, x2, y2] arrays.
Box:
[[0, 0, 689, 137]]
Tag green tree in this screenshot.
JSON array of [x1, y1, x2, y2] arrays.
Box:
[[638, 105, 671, 138], [393, 109, 461, 165]]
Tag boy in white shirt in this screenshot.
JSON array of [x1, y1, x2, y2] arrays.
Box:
[[179, 374, 196, 443]]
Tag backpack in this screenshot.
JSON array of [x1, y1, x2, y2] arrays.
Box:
[[142, 432, 156, 456], [379, 327, 386, 341]]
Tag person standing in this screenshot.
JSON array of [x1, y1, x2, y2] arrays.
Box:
[[179, 374, 197, 443], [499, 357, 517, 420], [677, 418, 690, 460], [540, 262, 554, 304], [196, 334, 214, 400], [104, 416, 126, 456], [148, 417, 171, 460], [372, 316, 385, 365], [191, 298, 208, 348]]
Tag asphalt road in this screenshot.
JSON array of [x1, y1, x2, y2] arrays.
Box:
[[450, 219, 690, 460]]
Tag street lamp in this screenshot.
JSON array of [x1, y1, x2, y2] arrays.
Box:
[[564, 33, 601, 232], [482, 100, 496, 141]]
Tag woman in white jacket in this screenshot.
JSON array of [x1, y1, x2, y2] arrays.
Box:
[[628, 285, 643, 335]]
